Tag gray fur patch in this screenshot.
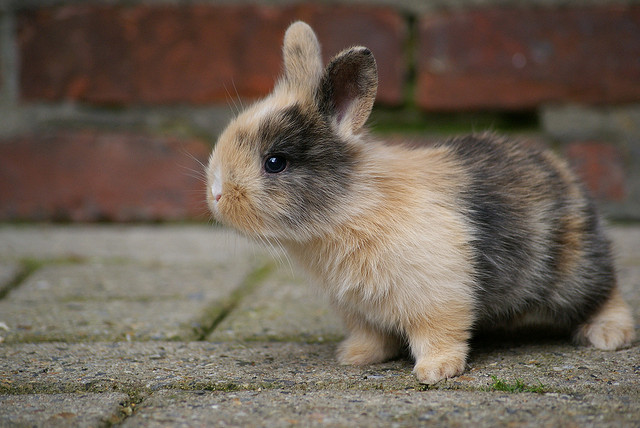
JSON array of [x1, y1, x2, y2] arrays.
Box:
[[442, 135, 615, 330], [257, 104, 359, 231]]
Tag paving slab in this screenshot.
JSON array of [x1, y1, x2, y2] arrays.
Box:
[[0, 300, 223, 342], [611, 226, 640, 319], [0, 342, 370, 395], [122, 389, 640, 428], [610, 226, 640, 259], [0, 224, 638, 426], [617, 264, 640, 321], [0, 261, 260, 343], [7, 263, 245, 301], [0, 225, 255, 265], [0, 341, 638, 397], [0, 392, 130, 427], [209, 266, 344, 344]]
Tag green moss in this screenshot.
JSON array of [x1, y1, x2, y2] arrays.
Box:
[[489, 375, 546, 394], [369, 107, 539, 136], [203, 382, 241, 392], [414, 383, 432, 391], [183, 381, 285, 392], [233, 332, 344, 345]]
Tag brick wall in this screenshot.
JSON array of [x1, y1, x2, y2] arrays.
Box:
[[1, 1, 640, 221]]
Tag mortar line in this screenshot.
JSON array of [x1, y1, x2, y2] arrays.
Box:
[[0, 9, 18, 106], [0, 259, 41, 300], [402, 10, 418, 108], [106, 390, 145, 427], [194, 261, 275, 340]]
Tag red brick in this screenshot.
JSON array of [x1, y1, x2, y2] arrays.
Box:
[[417, 6, 640, 110], [19, 4, 405, 106], [0, 132, 211, 221], [565, 142, 625, 201]]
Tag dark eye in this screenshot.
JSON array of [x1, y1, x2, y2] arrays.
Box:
[[264, 155, 287, 174]]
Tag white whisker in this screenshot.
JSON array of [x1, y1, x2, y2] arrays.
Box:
[[272, 235, 295, 277], [231, 79, 245, 111], [223, 83, 240, 116]]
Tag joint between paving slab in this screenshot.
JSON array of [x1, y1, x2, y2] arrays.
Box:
[[107, 391, 142, 426], [0, 259, 41, 300], [193, 262, 275, 340]]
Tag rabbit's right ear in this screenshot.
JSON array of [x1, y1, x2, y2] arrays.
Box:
[[282, 21, 323, 92], [317, 47, 378, 136]]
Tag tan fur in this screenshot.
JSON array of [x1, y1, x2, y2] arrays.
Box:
[[337, 315, 403, 365], [208, 121, 266, 235], [284, 142, 476, 384], [279, 21, 323, 98], [541, 150, 588, 277], [408, 312, 470, 384], [208, 95, 310, 237], [575, 287, 636, 350], [555, 213, 586, 276]]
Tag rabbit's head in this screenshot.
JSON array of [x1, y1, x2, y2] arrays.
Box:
[[207, 21, 377, 241]]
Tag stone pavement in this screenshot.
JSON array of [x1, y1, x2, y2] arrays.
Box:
[[0, 224, 638, 427]]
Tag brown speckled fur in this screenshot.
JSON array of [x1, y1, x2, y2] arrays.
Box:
[[206, 22, 635, 384]]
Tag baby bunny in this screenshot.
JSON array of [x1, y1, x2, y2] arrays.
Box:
[[206, 21, 635, 384]]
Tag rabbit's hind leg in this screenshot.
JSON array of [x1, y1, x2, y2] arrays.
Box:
[[574, 287, 635, 350]]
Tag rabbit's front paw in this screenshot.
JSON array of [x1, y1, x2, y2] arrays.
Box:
[[413, 353, 466, 384]]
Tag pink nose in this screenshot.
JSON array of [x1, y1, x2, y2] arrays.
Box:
[[214, 193, 222, 202]]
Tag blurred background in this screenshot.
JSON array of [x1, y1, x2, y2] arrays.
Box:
[[1, 0, 639, 222]]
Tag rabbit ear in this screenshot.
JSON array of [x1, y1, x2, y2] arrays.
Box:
[[282, 21, 323, 91], [318, 47, 378, 135]]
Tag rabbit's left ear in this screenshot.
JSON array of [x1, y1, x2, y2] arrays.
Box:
[[318, 47, 378, 135], [282, 21, 323, 92]]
